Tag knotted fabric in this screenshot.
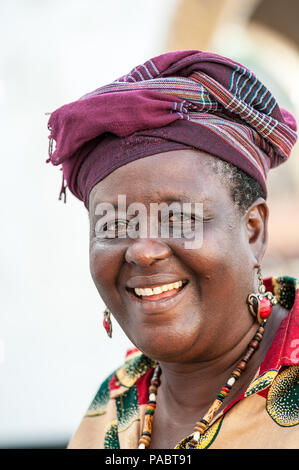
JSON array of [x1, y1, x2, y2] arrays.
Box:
[[46, 50, 297, 209]]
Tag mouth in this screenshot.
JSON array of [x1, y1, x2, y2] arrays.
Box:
[[126, 279, 189, 303]]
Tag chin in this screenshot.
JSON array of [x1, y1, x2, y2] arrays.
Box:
[[127, 324, 200, 363]]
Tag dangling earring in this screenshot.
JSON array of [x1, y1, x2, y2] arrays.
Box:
[[103, 307, 113, 338], [247, 266, 278, 324]]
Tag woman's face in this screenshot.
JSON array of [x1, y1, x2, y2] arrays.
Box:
[[88, 150, 267, 363]]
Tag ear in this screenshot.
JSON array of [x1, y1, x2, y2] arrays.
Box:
[[242, 197, 269, 266]]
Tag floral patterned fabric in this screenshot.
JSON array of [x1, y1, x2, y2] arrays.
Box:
[[68, 276, 299, 449]]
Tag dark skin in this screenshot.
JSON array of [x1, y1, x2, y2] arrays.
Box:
[[88, 150, 289, 449]]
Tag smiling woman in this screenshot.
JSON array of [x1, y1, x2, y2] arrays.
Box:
[[46, 50, 299, 449]]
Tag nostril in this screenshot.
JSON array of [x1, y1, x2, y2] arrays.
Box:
[[125, 239, 172, 266]]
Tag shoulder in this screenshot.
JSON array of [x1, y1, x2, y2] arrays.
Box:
[[85, 348, 155, 417], [256, 275, 299, 391], [67, 349, 155, 449], [265, 275, 298, 311]]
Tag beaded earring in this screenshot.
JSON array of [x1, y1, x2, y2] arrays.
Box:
[[247, 266, 278, 324], [103, 307, 113, 338]]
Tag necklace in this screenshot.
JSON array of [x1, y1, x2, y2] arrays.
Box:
[[138, 280, 277, 449]]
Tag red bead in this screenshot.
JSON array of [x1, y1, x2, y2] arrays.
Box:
[[259, 297, 272, 319], [222, 386, 230, 393], [103, 317, 111, 336]]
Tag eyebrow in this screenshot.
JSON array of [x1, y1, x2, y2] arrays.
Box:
[[92, 194, 212, 211]]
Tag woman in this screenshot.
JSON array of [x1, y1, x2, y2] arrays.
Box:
[[46, 50, 299, 449]]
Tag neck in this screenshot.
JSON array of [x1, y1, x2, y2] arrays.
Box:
[[156, 304, 287, 425], [158, 321, 256, 420]]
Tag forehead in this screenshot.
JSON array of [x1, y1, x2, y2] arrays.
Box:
[[89, 149, 229, 210]]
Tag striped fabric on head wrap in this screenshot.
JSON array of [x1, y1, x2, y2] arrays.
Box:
[[46, 50, 297, 209]]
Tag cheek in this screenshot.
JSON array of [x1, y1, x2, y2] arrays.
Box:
[[172, 226, 235, 277], [172, 225, 251, 304], [89, 242, 124, 307]]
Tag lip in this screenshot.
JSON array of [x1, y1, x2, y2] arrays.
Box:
[[125, 278, 189, 314], [126, 274, 188, 289]]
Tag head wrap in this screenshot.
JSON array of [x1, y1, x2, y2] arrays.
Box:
[[46, 50, 297, 209]]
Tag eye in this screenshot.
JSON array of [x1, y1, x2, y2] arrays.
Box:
[[95, 219, 128, 238], [168, 212, 194, 223]]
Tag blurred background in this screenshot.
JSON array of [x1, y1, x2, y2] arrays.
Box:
[[0, 0, 298, 449]]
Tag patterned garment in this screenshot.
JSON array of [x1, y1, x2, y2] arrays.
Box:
[[67, 276, 299, 449]]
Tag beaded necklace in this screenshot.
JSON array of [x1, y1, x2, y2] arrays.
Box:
[[138, 280, 277, 449]]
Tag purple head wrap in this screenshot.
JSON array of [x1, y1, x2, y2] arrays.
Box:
[[46, 50, 297, 209]]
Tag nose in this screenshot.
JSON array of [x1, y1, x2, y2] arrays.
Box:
[[125, 238, 172, 266]]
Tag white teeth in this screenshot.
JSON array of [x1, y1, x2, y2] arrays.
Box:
[[153, 287, 163, 294], [134, 280, 183, 297]]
